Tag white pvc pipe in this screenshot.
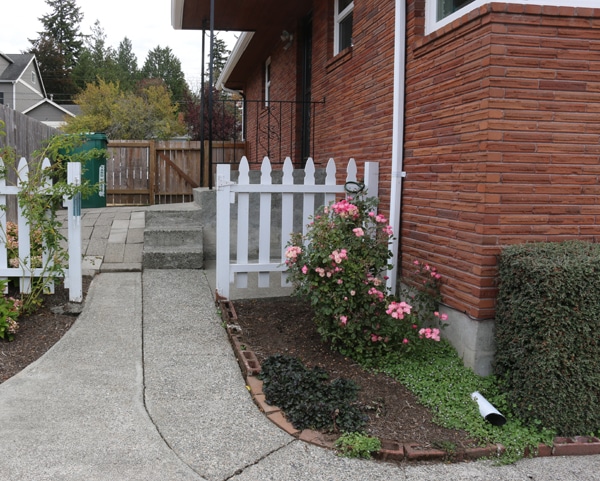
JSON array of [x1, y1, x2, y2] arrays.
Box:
[[471, 391, 506, 426], [387, 0, 407, 294]]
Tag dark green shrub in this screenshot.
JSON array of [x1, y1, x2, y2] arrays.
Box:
[[494, 241, 600, 435], [259, 354, 367, 432]]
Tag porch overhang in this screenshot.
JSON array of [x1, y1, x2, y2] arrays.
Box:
[[171, 0, 312, 91]]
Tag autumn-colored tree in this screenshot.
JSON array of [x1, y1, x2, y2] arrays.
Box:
[[182, 86, 241, 141], [62, 79, 185, 140]]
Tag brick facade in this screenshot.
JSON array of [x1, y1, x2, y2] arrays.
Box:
[[237, 1, 600, 324], [404, 2, 600, 320]]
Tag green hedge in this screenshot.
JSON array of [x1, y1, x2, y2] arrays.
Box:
[[494, 241, 600, 436]]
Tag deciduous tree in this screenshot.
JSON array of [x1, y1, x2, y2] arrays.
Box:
[[62, 79, 185, 140]]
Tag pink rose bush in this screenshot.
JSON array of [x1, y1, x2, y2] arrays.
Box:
[[285, 193, 446, 363]]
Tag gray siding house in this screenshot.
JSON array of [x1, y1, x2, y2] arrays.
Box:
[[0, 52, 75, 127]]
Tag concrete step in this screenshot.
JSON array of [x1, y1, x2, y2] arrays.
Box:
[[144, 225, 203, 247], [142, 245, 204, 269], [142, 205, 204, 270]]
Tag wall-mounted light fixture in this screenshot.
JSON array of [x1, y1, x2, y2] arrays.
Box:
[[281, 30, 294, 50]]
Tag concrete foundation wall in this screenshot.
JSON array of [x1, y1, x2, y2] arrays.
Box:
[[438, 306, 496, 376]]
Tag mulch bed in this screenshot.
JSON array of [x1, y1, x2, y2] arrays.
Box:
[[230, 296, 476, 451]]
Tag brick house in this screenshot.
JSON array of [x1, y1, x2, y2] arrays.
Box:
[[172, 0, 600, 375]]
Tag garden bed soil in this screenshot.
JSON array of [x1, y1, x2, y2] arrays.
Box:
[[231, 296, 476, 451], [0, 277, 90, 384]]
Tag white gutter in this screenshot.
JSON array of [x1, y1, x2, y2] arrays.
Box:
[[216, 32, 254, 90], [171, 0, 184, 29], [387, 0, 407, 294]]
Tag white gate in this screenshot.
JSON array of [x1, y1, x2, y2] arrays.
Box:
[[216, 156, 379, 300]]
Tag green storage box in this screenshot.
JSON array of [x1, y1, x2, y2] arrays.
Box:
[[71, 133, 108, 208]]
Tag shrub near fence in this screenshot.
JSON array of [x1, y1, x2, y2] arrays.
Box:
[[494, 241, 600, 435]]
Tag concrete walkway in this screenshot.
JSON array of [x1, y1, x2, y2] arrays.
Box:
[[0, 206, 598, 480]]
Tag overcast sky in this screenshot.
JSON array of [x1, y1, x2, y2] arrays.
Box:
[[2, 0, 238, 91]]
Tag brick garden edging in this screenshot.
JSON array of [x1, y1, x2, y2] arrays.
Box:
[[218, 299, 600, 461]]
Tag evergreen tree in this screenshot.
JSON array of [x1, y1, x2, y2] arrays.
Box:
[[71, 21, 118, 91], [29, 35, 75, 102], [28, 0, 84, 102], [141, 46, 189, 107], [31, 0, 84, 69], [115, 37, 139, 91], [210, 35, 230, 84]]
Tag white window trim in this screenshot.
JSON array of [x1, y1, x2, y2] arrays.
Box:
[[334, 0, 354, 55], [426, 0, 599, 35], [264, 56, 271, 107]]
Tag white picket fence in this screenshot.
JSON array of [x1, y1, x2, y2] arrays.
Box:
[[216, 156, 379, 299], [0, 157, 82, 302]]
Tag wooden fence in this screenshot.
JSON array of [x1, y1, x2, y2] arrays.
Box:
[[215, 156, 379, 299], [0, 104, 59, 160], [106, 140, 246, 205]]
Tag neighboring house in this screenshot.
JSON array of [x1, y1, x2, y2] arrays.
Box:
[[172, 0, 600, 375], [23, 100, 78, 128], [0, 52, 74, 127]]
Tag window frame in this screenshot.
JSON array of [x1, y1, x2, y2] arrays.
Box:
[[426, 0, 599, 35], [334, 0, 354, 56]]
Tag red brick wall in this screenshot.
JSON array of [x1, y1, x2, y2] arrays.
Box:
[[404, 2, 600, 320], [244, 29, 302, 167], [243, 0, 396, 210]]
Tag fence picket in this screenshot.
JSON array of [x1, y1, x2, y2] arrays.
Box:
[[17, 158, 31, 293], [215, 156, 379, 300], [302, 158, 316, 236], [258, 157, 273, 288], [281, 158, 294, 286], [236, 158, 250, 288], [0, 158, 6, 292]]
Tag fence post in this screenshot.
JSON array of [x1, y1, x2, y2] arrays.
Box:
[[17, 158, 31, 293], [364, 162, 379, 199], [0, 158, 6, 292], [216, 163, 232, 300], [67, 162, 83, 303]]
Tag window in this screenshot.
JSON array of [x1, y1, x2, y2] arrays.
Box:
[[334, 0, 353, 55], [0, 92, 3, 104], [31, 71, 36, 84], [436, 0, 476, 21], [264, 57, 271, 107]]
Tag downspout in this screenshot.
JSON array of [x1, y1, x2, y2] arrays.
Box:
[[387, 0, 407, 294]]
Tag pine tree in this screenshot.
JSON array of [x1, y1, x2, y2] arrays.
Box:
[[28, 0, 84, 102], [141, 46, 189, 108], [33, 0, 84, 69], [210, 35, 231, 84], [115, 38, 140, 91]]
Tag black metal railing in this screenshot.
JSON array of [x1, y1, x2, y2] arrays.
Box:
[[208, 98, 324, 166]]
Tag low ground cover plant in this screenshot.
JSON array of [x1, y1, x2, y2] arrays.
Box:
[[259, 354, 367, 432], [334, 431, 381, 459]]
